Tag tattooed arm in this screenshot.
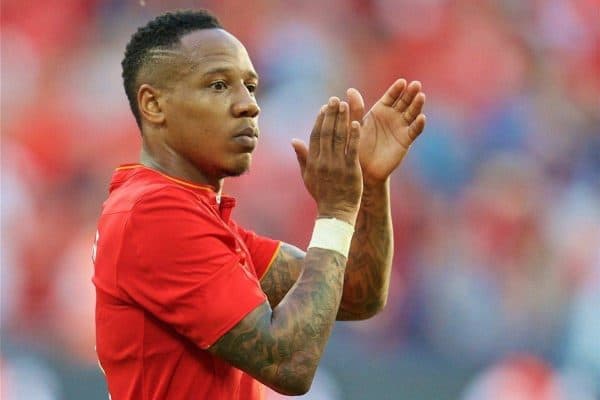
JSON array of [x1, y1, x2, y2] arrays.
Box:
[[338, 179, 392, 319], [209, 248, 347, 395], [261, 79, 426, 320], [209, 98, 363, 394], [260, 180, 392, 320]]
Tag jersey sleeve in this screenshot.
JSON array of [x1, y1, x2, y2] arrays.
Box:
[[233, 223, 281, 279], [117, 187, 267, 349]]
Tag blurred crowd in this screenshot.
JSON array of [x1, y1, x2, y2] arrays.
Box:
[[2, 0, 599, 399]]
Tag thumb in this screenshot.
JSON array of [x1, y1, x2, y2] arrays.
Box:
[[347, 88, 365, 125], [291, 139, 308, 175]]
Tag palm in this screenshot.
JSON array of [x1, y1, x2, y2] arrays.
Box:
[[349, 80, 426, 182]]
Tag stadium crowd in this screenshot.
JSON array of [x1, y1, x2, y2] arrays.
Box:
[[2, 0, 599, 398]]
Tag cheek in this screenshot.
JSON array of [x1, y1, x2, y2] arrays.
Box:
[[177, 99, 227, 132], [164, 94, 230, 149]]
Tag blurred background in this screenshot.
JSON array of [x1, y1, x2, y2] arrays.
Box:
[[2, 0, 599, 398]]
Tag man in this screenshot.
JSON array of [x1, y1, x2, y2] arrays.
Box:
[[93, 9, 426, 399]]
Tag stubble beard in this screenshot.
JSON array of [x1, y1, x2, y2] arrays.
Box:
[[221, 155, 252, 178]]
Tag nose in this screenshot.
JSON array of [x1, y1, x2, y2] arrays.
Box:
[[231, 88, 260, 118]]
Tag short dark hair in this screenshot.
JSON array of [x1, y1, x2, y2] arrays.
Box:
[[122, 10, 222, 127]]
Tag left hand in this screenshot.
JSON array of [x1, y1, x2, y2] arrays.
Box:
[[347, 79, 426, 184]]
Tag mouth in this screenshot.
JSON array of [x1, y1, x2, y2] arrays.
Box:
[[234, 127, 258, 138], [232, 126, 258, 150]]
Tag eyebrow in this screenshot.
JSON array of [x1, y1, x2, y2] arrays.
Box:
[[202, 66, 259, 81]]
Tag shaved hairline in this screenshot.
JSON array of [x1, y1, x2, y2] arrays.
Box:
[[135, 44, 196, 93], [134, 27, 255, 94]]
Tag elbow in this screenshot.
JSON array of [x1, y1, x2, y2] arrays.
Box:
[[360, 297, 387, 320], [281, 380, 313, 396], [294, 383, 313, 396], [266, 361, 316, 396], [372, 296, 388, 316], [340, 297, 387, 320], [269, 375, 314, 396]]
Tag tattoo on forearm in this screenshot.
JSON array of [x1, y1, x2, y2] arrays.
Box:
[[210, 248, 346, 394], [338, 183, 393, 320], [260, 244, 303, 308], [259, 183, 393, 323]]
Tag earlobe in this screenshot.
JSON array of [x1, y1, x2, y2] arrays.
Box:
[[138, 84, 165, 125]]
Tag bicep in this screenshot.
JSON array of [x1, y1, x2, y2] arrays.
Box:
[[260, 243, 304, 308]]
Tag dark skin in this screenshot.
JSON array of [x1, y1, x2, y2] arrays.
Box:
[[137, 28, 426, 395], [264, 78, 427, 320]]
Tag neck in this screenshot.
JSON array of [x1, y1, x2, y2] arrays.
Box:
[[139, 143, 224, 193]]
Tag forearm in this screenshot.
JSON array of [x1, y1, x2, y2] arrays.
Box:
[[211, 248, 347, 395], [211, 95, 365, 394], [261, 181, 393, 322], [338, 178, 393, 320], [268, 248, 346, 392]]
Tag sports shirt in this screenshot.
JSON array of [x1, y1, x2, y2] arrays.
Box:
[[93, 164, 280, 399]]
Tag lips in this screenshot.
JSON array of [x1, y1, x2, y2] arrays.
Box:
[[233, 126, 258, 150], [234, 127, 258, 138]]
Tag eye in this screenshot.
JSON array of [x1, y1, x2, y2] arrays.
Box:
[[210, 81, 228, 91], [245, 83, 257, 94]]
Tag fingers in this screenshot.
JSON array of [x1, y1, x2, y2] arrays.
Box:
[[347, 88, 365, 125], [319, 97, 340, 157], [310, 96, 357, 163], [291, 139, 309, 175], [379, 79, 407, 107], [393, 80, 422, 112], [402, 92, 426, 124], [309, 105, 326, 159], [408, 114, 427, 141], [346, 120, 361, 163], [333, 101, 349, 154]]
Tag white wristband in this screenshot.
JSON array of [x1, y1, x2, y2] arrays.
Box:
[[308, 218, 355, 257]]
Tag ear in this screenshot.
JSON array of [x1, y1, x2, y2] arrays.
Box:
[[138, 84, 165, 125]]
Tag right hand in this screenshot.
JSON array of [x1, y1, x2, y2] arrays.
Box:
[[292, 97, 363, 226]]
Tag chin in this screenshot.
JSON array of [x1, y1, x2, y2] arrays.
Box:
[[223, 158, 252, 178], [226, 167, 248, 178]]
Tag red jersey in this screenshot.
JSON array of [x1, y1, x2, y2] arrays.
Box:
[[92, 164, 280, 400]]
